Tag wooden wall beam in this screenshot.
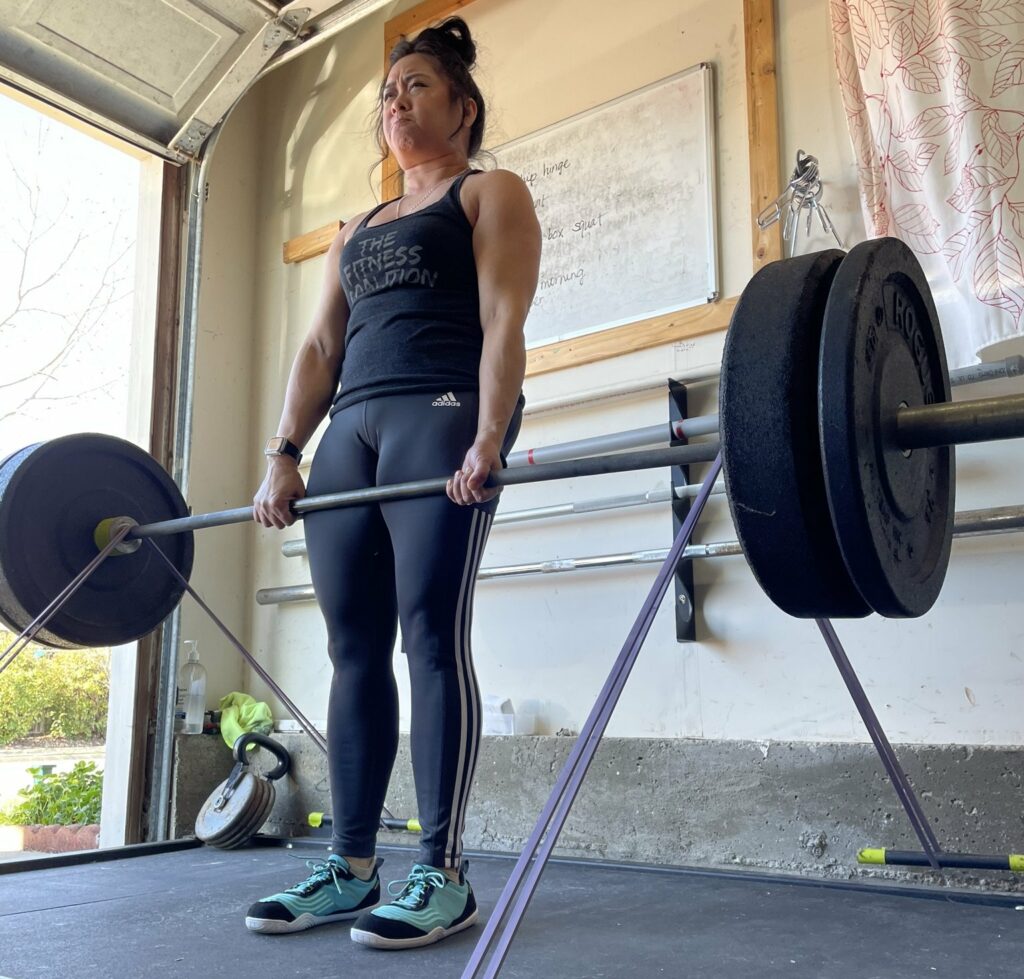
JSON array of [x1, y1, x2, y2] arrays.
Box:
[[526, 298, 737, 377], [283, 220, 343, 264], [744, 0, 782, 268], [125, 161, 188, 845]]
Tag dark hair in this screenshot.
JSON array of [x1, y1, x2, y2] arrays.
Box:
[[373, 17, 486, 160]]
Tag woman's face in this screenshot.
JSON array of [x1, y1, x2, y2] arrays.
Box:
[[382, 53, 475, 163]]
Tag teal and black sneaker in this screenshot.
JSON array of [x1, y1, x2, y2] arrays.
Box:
[[350, 862, 478, 949], [245, 854, 382, 934]]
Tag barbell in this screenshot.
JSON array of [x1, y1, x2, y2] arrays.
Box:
[[0, 439, 717, 649], [0, 237, 1022, 650]]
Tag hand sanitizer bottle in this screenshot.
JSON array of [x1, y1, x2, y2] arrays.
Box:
[[177, 640, 207, 735]]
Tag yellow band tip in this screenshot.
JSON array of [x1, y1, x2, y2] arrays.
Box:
[[857, 848, 886, 865]]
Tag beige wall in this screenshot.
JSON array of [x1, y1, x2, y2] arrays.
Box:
[[186, 0, 1024, 746]]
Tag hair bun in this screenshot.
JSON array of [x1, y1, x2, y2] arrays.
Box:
[[431, 17, 476, 68]]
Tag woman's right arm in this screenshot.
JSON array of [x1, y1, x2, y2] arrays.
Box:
[[253, 227, 352, 528]]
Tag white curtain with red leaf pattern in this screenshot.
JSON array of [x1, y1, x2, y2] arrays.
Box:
[[831, 0, 1024, 368]]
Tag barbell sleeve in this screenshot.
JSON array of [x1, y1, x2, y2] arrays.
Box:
[[127, 440, 721, 540], [895, 393, 1024, 451]]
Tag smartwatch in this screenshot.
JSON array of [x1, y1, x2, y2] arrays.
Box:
[[264, 436, 302, 464]]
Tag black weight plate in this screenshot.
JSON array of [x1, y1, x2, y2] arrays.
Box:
[[819, 238, 953, 618], [721, 249, 871, 618], [0, 433, 194, 648]]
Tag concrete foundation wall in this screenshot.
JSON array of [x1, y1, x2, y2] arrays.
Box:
[[171, 733, 1024, 893]]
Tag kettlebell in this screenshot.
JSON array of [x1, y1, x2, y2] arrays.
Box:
[[195, 732, 291, 849]]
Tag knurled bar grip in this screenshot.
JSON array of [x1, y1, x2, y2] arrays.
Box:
[[461, 455, 723, 979], [128, 441, 720, 540]]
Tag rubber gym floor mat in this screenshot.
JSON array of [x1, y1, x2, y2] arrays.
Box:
[[0, 844, 1021, 978]]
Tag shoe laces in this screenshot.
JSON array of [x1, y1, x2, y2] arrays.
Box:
[[387, 865, 449, 909], [287, 857, 350, 897]]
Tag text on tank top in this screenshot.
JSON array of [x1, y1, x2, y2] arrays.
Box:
[[331, 170, 482, 415]]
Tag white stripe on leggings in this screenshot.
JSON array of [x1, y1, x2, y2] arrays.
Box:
[[450, 510, 491, 865], [445, 509, 489, 866]]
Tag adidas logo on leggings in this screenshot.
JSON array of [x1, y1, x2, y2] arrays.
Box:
[[432, 392, 461, 407]]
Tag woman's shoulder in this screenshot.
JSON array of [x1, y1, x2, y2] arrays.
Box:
[[461, 168, 534, 225], [467, 168, 530, 193]]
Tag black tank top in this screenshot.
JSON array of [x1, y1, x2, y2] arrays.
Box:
[[331, 170, 483, 415]]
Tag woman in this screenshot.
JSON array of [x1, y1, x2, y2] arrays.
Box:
[[244, 17, 541, 951]]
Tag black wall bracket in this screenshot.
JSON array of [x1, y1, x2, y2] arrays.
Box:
[[669, 380, 697, 643]]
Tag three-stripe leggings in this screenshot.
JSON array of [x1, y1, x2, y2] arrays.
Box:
[[303, 390, 521, 870]]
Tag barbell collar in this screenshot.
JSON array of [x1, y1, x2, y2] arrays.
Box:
[[128, 440, 721, 541], [895, 393, 1024, 451]]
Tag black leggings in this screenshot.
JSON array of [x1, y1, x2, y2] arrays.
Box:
[[304, 390, 521, 869]]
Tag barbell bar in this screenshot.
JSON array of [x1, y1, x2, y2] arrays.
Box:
[[125, 441, 720, 541], [949, 354, 1024, 387], [894, 394, 1024, 451], [280, 480, 729, 558], [0, 439, 719, 649], [506, 413, 720, 467], [279, 482, 1024, 563], [858, 848, 1024, 872], [256, 503, 1024, 605]]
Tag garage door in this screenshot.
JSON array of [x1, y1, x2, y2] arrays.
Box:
[[0, 0, 376, 161]]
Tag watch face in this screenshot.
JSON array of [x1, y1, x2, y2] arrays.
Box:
[[265, 437, 300, 462]]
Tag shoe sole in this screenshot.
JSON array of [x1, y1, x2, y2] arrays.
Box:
[[246, 904, 377, 934], [350, 908, 479, 949]]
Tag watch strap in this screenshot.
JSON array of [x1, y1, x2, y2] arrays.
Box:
[[264, 436, 302, 464]]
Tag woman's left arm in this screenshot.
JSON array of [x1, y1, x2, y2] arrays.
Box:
[[449, 170, 541, 505]]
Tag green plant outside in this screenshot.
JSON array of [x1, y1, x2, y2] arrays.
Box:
[[0, 761, 103, 826], [0, 636, 109, 745]]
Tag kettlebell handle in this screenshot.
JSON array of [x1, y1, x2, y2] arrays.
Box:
[[232, 732, 291, 780]]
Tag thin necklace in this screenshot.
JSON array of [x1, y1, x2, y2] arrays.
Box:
[[396, 168, 468, 218]]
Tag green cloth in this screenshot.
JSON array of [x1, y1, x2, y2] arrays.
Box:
[[219, 692, 274, 752]]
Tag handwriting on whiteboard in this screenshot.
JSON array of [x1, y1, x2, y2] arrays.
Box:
[[493, 65, 717, 349]]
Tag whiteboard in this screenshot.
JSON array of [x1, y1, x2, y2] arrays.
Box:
[[492, 64, 718, 349]]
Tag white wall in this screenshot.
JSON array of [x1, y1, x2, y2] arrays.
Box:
[[188, 0, 1024, 748]]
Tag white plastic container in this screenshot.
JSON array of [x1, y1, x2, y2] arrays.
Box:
[[175, 640, 207, 735], [482, 695, 515, 736]]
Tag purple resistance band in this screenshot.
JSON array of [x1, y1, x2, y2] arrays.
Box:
[[815, 618, 942, 868], [148, 539, 330, 755], [462, 454, 723, 979], [0, 523, 133, 676]]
